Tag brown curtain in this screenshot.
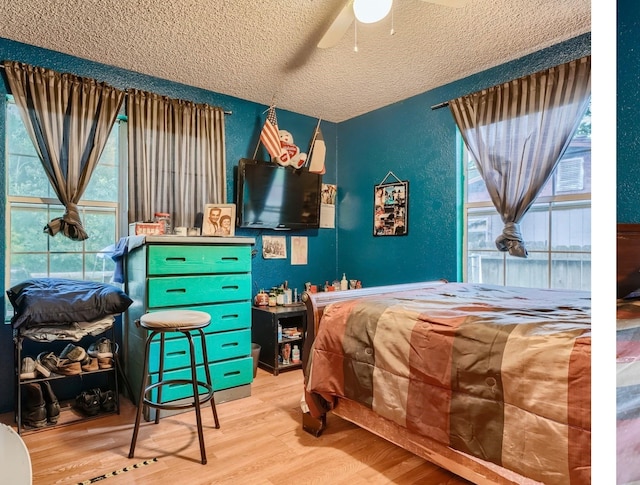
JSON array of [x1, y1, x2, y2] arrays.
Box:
[[449, 56, 591, 257], [4, 61, 125, 241], [126, 89, 226, 229]]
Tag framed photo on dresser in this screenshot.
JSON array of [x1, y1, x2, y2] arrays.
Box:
[[202, 203, 236, 236]]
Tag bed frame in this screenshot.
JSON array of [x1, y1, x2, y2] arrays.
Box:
[[301, 281, 539, 485], [617, 224, 640, 298]]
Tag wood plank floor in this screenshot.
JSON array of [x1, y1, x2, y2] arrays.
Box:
[[2, 368, 472, 485]]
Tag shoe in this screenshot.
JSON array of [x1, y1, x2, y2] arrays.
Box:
[[95, 389, 117, 413], [33, 358, 51, 378], [22, 383, 47, 428], [40, 381, 60, 424], [81, 357, 99, 372], [88, 338, 113, 358], [59, 343, 87, 362], [37, 352, 60, 374], [56, 359, 82, 376], [75, 390, 100, 416], [97, 357, 113, 369], [19, 357, 37, 380]]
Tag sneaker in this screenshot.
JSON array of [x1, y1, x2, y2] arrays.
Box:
[[59, 343, 87, 362], [33, 358, 51, 378], [75, 390, 100, 416], [81, 357, 99, 372], [56, 359, 82, 376], [96, 389, 117, 413], [37, 352, 60, 374], [19, 357, 37, 380], [97, 357, 113, 369], [88, 337, 113, 358]]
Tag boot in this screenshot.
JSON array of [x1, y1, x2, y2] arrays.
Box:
[[40, 381, 60, 424], [22, 382, 47, 428]]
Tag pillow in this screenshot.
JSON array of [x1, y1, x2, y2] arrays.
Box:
[[7, 278, 133, 329], [624, 288, 640, 300]]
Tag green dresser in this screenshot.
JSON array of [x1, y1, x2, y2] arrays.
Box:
[[123, 236, 255, 419]]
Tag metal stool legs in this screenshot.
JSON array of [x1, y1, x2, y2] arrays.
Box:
[[129, 327, 218, 465]]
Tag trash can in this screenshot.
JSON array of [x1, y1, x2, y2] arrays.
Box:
[[251, 343, 261, 378], [0, 424, 31, 485]]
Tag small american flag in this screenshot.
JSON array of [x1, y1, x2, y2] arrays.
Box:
[[260, 105, 282, 160]]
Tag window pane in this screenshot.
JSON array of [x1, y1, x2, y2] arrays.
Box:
[[50, 253, 84, 280], [10, 205, 50, 252], [550, 253, 591, 291], [83, 129, 119, 202], [520, 207, 550, 251], [467, 210, 503, 250], [83, 210, 117, 252], [86, 253, 115, 283], [551, 205, 591, 251], [505, 252, 549, 288], [467, 251, 504, 285]]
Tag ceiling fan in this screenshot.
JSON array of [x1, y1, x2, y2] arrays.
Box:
[[317, 0, 469, 49]]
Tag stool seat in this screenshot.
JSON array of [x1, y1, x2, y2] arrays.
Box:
[[129, 309, 219, 465], [139, 310, 210, 330]]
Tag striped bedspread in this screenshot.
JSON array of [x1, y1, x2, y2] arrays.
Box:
[[305, 283, 591, 485], [617, 298, 640, 485]]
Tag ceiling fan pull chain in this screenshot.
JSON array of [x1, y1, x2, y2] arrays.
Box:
[[354, 22, 359, 52], [390, 1, 395, 36]]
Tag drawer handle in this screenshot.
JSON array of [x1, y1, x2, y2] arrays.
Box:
[[166, 288, 187, 293], [221, 257, 239, 262], [165, 257, 187, 262], [221, 285, 239, 291], [167, 350, 187, 357], [223, 370, 240, 377], [222, 342, 238, 348], [221, 314, 239, 319]]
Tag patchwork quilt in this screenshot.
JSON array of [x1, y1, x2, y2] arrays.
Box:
[[304, 283, 591, 485], [617, 298, 640, 485]]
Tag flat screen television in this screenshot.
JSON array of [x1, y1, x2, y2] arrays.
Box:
[[236, 158, 323, 230]]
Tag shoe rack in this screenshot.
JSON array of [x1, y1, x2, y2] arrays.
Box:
[[12, 326, 120, 435]]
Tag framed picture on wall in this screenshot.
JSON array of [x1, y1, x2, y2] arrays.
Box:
[[202, 203, 236, 236], [374, 180, 408, 237]]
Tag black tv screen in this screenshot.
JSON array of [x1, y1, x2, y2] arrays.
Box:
[[236, 159, 322, 230]]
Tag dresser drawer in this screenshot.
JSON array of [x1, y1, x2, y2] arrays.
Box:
[[147, 245, 250, 275], [148, 329, 250, 372], [205, 329, 250, 362], [149, 356, 253, 401], [147, 274, 251, 308], [148, 301, 250, 332]]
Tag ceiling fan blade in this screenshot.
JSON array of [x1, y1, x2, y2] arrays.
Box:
[[420, 0, 469, 7], [317, 0, 355, 49]]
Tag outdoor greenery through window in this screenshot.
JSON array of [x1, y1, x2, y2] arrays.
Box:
[[463, 101, 591, 290], [5, 98, 125, 317]]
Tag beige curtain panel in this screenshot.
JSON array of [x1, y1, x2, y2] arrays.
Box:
[[449, 55, 591, 257], [3, 60, 125, 241], [126, 89, 226, 229]]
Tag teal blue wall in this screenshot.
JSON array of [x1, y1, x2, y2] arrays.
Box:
[[336, 34, 591, 287], [618, 0, 639, 221], [0, 33, 590, 412]]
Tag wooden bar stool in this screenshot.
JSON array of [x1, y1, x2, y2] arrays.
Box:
[[128, 310, 220, 465]]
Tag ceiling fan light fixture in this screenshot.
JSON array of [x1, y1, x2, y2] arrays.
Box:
[[353, 0, 393, 24]]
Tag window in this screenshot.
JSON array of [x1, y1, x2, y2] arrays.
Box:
[[5, 98, 127, 318], [463, 103, 591, 290]]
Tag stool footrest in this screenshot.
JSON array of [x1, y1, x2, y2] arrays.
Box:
[[143, 379, 214, 411]]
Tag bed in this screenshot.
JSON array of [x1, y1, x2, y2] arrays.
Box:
[[301, 280, 591, 485], [616, 223, 640, 485]]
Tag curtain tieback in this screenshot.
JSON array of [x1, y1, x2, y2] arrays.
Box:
[[495, 222, 528, 258], [43, 202, 89, 241]]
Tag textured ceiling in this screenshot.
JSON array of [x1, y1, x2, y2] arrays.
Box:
[[2, 0, 590, 122]]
